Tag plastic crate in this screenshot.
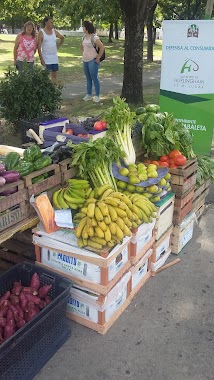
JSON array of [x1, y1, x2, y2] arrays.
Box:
[[0, 262, 72, 380], [20, 114, 58, 144]]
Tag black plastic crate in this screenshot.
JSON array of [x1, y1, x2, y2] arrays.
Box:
[[20, 114, 58, 144], [0, 262, 72, 380]]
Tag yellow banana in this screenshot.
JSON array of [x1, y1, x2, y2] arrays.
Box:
[[123, 224, 132, 237], [131, 204, 142, 219], [97, 201, 109, 217], [95, 226, 104, 238], [73, 212, 86, 219], [80, 207, 88, 214], [104, 215, 111, 225], [115, 217, 125, 231], [87, 240, 103, 250], [107, 240, 115, 248], [101, 188, 114, 199], [52, 189, 62, 210], [114, 207, 127, 218], [109, 222, 117, 235], [97, 184, 112, 197], [110, 192, 133, 208], [85, 198, 97, 206], [82, 224, 89, 239], [134, 202, 152, 217], [123, 217, 132, 228], [97, 221, 108, 232], [104, 197, 121, 208], [94, 206, 104, 222], [86, 187, 93, 198], [77, 238, 84, 248], [57, 189, 69, 210], [90, 190, 95, 198], [140, 210, 149, 223], [64, 190, 85, 205], [115, 225, 124, 241], [104, 227, 111, 242], [106, 204, 118, 221], [75, 216, 87, 238], [91, 217, 97, 227], [65, 202, 79, 210], [82, 238, 88, 246], [111, 234, 123, 245], [87, 203, 96, 218], [68, 188, 86, 198], [132, 221, 138, 228], [90, 236, 107, 246]]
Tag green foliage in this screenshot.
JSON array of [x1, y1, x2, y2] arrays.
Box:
[[158, 0, 207, 20], [0, 65, 62, 126]]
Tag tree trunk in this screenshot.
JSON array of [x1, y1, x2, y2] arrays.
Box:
[[108, 23, 114, 43], [147, 24, 153, 62], [115, 21, 119, 39], [119, 0, 149, 104]]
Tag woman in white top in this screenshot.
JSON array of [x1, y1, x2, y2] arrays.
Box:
[[38, 16, 64, 82], [82, 20, 105, 103]]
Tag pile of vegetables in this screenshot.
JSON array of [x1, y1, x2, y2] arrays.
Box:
[[149, 150, 187, 169], [105, 97, 136, 165], [43, 143, 73, 164], [0, 272, 52, 344], [69, 137, 125, 191], [196, 156, 214, 187], [140, 107, 195, 159]]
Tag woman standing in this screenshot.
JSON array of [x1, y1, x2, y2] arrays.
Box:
[[14, 21, 37, 71], [82, 20, 104, 103]]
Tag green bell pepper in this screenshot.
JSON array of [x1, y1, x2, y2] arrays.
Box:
[[14, 160, 35, 177], [23, 145, 42, 162], [33, 156, 52, 171], [5, 152, 21, 170]]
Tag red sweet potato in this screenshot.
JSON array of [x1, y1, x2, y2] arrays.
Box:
[[0, 299, 11, 308], [14, 314, 26, 329], [30, 273, 40, 291], [44, 296, 52, 305], [38, 285, 52, 299], [12, 281, 22, 296], [19, 292, 28, 311], [4, 320, 15, 339], [16, 305, 24, 318], [22, 287, 38, 296], [38, 300, 46, 310], [25, 293, 40, 305], [6, 309, 15, 326], [0, 306, 9, 317], [0, 291, 11, 302], [24, 307, 39, 322], [10, 294, 19, 306], [0, 318, 6, 328]]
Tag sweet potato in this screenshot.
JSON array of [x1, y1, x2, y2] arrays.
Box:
[[19, 292, 28, 311], [38, 300, 46, 310], [16, 305, 24, 318], [6, 309, 15, 326], [4, 320, 15, 339], [0, 306, 9, 317], [38, 285, 52, 299], [0, 318, 6, 328], [24, 307, 39, 322], [14, 314, 26, 329], [25, 293, 41, 305], [30, 273, 40, 291], [45, 296, 52, 305], [12, 281, 22, 296], [10, 294, 19, 306], [22, 287, 38, 296], [0, 291, 11, 302]]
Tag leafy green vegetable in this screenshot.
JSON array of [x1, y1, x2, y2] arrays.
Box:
[[196, 156, 214, 187], [68, 137, 125, 190], [105, 97, 136, 165], [141, 111, 195, 159]]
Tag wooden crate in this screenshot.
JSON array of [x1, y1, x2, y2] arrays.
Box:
[[0, 180, 29, 234], [130, 235, 155, 266], [155, 193, 175, 240], [58, 158, 77, 184], [169, 159, 197, 195], [0, 233, 35, 270], [130, 219, 155, 264], [23, 164, 62, 196], [0, 215, 39, 245], [192, 179, 211, 211], [171, 217, 195, 254], [151, 225, 173, 276], [34, 234, 132, 296], [173, 187, 195, 224]]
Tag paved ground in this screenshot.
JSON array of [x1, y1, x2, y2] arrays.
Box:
[[62, 66, 161, 100], [35, 187, 214, 380]]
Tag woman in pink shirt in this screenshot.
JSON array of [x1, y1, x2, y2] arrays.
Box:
[[14, 21, 37, 71]]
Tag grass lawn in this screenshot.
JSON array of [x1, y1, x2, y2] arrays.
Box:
[[0, 34, 161, 146]]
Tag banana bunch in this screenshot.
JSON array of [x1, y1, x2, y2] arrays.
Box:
[[73, 184, 157, 251], [128, 193, 157, 224], [52, 179, 92, 210]]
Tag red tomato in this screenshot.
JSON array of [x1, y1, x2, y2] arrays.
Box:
[[160, 155, 169, 162], [66, 129, 73, 135], [94, 121, 104, 131], [100, 121, 107, 129], [169, 164, 178, 169], [173, 155, 187, 166], [167, 158, 175, 165], [159, 161, 169, 167], [168, 150, 182, 159]]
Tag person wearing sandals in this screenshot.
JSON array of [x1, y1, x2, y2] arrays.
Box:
[[14, 21, 37, 71], [82, 20, 104, 103]]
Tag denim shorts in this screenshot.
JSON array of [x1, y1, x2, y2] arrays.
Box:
[[45, 63, 59, 72], [16, 60, 34, 71]]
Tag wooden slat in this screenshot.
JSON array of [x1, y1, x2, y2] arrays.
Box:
[[169, 158, 197, 177]]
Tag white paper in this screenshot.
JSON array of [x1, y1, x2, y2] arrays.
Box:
[[54, 209, 73, 228]]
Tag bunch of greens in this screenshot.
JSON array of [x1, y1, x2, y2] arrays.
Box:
[[68, 138, 124, 190], [105, 97, 136, 165], [196, 156, 214, 187], [140, 112, 195, 159]]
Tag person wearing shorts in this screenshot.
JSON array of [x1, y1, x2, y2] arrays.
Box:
[[38, 16, 64, 81]]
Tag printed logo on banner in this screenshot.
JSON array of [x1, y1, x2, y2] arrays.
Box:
[[187, 24, 199, 38], [180, 59, 199, 74]]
